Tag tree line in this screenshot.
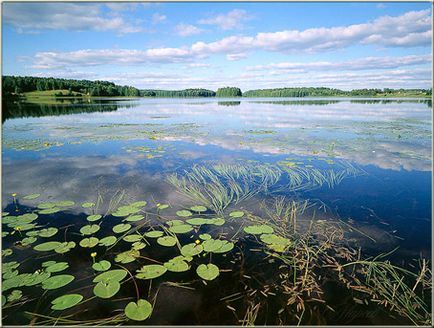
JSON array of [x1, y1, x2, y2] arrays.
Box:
[[3, 76, 431, 98], [2, 76, 140, 97]]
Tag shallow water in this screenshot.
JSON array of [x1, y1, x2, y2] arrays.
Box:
[[1, 97, 432, 325]]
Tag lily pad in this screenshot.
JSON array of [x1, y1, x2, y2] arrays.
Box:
[[157, 236, 177, 247], [92, 260, 111, 272], [213, 241, 234, 253], [87, 214, 102, 222], [186, 218, 209, 225], [181, 243, 203, 257], [124, 214, 144, 222], [79, 237, 99, 248], [144, 231, 164, 238], [168, 224, 193, 234], [41, 261, 56, 267], [82, 202, 95, 208], [136, 265, 167, 280], [7, 290, 22, 302], [115, 249, 140, 264], [23, 193, 41, 200], [37, 202, 56, 209], [125, 299, 152, 321], [130, 201, 147, 208], [166, 219, 184, 226], [164, 259, 189, 272], [93, 269, 127, 283], [123, 234, 142, 242], [21, 237, 37, 246], [113, 223, 131, 234], [56, 201, 75, 207], [244, 224, 274, 235], [196, 263, 219, 281], [22, 271, 51, 286], [199, 233, 212, 240], [210, 218, 225, 226], [190, 205, 207, 212], [42, 274, 75, 290], [34, 241, 62, 251], [80, 224, 100, 235], [99, 236, 117, 246], [37, 227, 58, 238], [176, 210, 193, 217], [46, 262, 69, 273], [55, 241, 76, 254], [156, 204, 169, 210], [260, 234, 292, 252], [93, 280, 120, 299], [51, 294, 83, 310], [39, 207, 61, 215], [229, 211, 244, 218], [132, 242, 146, 250]]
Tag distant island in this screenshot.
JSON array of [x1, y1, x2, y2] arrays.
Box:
[[2, 76, 432, 99]]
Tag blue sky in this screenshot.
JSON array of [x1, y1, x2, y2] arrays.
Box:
[[2, 2, 432, 90]]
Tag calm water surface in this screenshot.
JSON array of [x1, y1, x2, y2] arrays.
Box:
[[1, 98, 432, 325]]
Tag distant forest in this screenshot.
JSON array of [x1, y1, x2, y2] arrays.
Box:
[[2, 76, 432, 98]]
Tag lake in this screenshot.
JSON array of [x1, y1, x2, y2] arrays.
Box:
[[1, 97, 432, 325]]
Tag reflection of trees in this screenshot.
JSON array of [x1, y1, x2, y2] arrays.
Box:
[[217, 101, 241, 106], [350, 99, 432, 107], [251, 100, 340, 106], [2, 100, 126, 122]]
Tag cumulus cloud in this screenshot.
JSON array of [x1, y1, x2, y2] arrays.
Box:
[[29, 9, 432, 69], [198, 9, 252, 30], [247, 54, 432, 73], [174, 23, 204, 37], [3, 2, 143, 33]]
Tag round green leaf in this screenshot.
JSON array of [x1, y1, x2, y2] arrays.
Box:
[[42, 274, 75, 290], [130, 201, 147, 208], [157, 236, 177, 247], [92, 260, 111, 272], [55, 241, 76, 254], [123, 234, 142, 242], [56, 201, 75, 207], [80, 224, 100, 235], [21, 236, 37, 246], [39, 207, 61, 214], [93, 269, 127, 283], [124, 214, 144, 222], [243, 224, 274, 235], [37, 227, 58, 238], [125, 299, 152, 321], [132, 242, 146, 250], [23, 193, 41, 200], [113, 223, 131, 234], [197, 263, 219, 281], [99, 236, 117, 247], [87, 214, 102, 222], [164, 260, 189, 272], [186, 218, 208, 225], [176, 210, 192, 217], [229, 211, 244, 218], [93, 281, 120, 299], [51, 294, 83, 310], [190, 205, 207, 212], [82, 202, 95, 208], [168, 224, 193, 234], [136, 265, 167, 280], [144, 230, 164, 238], [34, 241, 62, 251], [46, 262, 69, 273], [37, 202, 56, 209], [180, 243, 203, 257], [115, 249, 140, 264], [79, 237, 99, 248], [199, 233, 212, 240]]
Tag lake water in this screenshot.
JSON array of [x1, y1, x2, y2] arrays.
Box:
[[1, 98, 432, 325]]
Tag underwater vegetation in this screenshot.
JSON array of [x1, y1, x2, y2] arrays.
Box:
[[1, 162, 431, 326]]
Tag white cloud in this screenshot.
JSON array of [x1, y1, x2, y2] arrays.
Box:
[[247, 54, 432, 73], [226, 53, 248, 61], [3, 2, 143, 33], [174, 23, 204, 37], [198, 9, 252, 30], [152, 13, 167, 24]]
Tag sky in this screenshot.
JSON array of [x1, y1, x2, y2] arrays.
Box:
[[2, 1, 432, 91]]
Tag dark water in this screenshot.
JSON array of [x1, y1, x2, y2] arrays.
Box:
[[1, 98, 432, 325]]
